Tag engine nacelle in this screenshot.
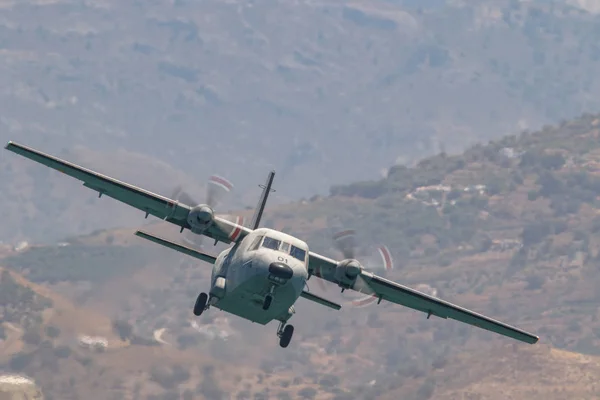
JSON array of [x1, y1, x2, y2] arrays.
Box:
[[335, 259, 362, 289], [187, 204, 214, 232]]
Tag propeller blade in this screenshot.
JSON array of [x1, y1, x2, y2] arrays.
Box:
[[353, 273, 375, 296], [182, 232, 204, 248], [350, 295, 379, 308], [170, 185, 204, 247], [378, 245, 394, 272], [313, 265, 329, 292], [207, 175, 233, 209], [171, 185, 198, 208], [333, 229, 356, 260], [348, 273, 379, 308], [170, 174, 234, 249], [321, 229, 393, 308], [346, 246, 392, 307]]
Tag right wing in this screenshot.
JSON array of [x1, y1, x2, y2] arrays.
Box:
[[4, 141, 251, 245], [308, 252, 539, 345]]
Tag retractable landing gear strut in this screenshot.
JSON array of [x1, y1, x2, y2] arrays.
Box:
[[263, 285, 275, 310], [277, 321, 294, 348]]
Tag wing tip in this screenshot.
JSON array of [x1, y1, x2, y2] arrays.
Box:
[[5, 140, 15, 150], [521, 333, 539, 344], [530, 335, 540, 344]]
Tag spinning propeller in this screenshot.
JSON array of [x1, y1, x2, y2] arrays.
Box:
[[315, 230, 394, 308], [171, 175, 245, 248]]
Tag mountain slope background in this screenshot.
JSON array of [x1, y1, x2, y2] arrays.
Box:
[[3, 112, 600, 398], [4, 0, 600, 242]]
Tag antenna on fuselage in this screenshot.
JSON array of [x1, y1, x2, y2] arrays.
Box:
[[250, 170, 275, 230]]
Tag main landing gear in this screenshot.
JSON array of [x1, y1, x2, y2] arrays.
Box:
[[193, 292, 208, 316], [277, 321, 294, 348]]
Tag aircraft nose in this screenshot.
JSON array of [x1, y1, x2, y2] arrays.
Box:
[[268, 262, 294, 280]]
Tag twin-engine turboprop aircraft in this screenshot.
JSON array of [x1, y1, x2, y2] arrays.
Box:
[[5, 141, 540, 348]]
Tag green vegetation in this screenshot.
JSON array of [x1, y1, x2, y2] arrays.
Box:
[[0, 269, 52, 323]]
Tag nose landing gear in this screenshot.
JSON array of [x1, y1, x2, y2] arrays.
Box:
[[263, 295, 273, 310], [263, 285, 275, 310], [277, 321, 294, 348]]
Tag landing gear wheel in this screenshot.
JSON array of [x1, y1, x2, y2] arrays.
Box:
[[263, 294, 273, 310], [279, 325, 294, 348], [193, 292, 208, 316]]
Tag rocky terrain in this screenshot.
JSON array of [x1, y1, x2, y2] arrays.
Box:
[[3, 112, 600, 398], [3, 0, 600, 242]]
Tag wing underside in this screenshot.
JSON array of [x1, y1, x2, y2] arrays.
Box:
[[308, 252, 539, 344], [5, 141, 251, 245]]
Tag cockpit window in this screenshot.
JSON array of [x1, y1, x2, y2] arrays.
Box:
[[261, 236, 281, 250], [280, 242, 290, 253], [290, 245, 306, 262], [248, 235, 263, 251]]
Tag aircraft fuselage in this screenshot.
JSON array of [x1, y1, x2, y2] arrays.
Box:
[[208, 227, 309, 325]]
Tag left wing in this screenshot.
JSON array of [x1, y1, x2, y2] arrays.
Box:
[[4, 141, 251, 245], [308, 252, 539, 344]]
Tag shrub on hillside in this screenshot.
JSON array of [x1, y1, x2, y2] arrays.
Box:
[[112, 319, 133, 340], [149, 365, 189, 390], [415, 377, 436, 400], [196, 374, 225, 399], [9, 352, 34, 371], [298, 387, 317, 399], [525, 274, 545, 290], [521, 221, 554, 246], [45, 325, 60, 338], [22, 328, 42, 346], [53, 345, 72, 359]]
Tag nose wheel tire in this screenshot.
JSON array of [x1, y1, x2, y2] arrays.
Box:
[[193, 292, 208, 316], [278, 324, 294, 348], [263, 294, 273, 310]]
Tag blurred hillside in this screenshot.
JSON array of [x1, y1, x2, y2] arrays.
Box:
[[4, 0, 600, 242], [3, 112, 600, 398]]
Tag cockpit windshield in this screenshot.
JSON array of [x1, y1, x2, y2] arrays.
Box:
[[257, 235, 307, 263], [261, 236, 281, 250], [290, 245, 306, 262]]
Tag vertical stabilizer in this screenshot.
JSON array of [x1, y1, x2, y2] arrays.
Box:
[[250, 170, 275, 230]]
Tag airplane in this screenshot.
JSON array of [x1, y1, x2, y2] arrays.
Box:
[[4, 141, 540, 348]]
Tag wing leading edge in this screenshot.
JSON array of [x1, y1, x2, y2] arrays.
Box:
[[4, 141, 251, 245], [308, 252, 539, 344]]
